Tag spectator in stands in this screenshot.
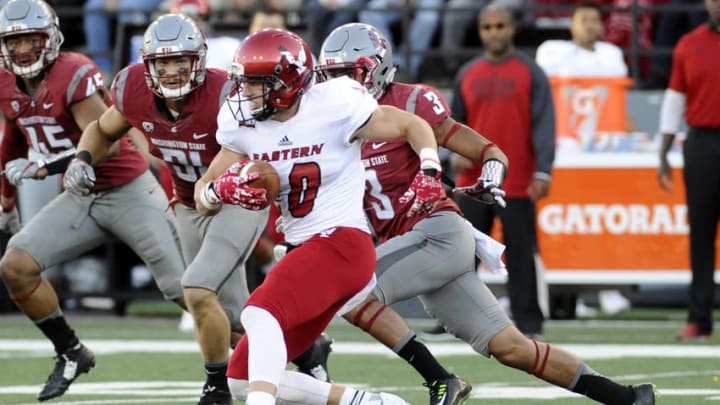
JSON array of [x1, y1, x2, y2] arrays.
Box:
[[451, 4, 555, 338], [649, 0, 706, 88], [535, 1, 632, 317], [359, 0, 444, 82], [658, 0, 720, 341], [305, 0, 368, 52], [83, 0, 163, 75], [603, 0, 659, 79]]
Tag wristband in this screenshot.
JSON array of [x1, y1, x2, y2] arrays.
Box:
[[419, 147, 441, 172], [479, 159, 506, 186], [199, 182, 221, 210], [76, 150, 92, 164]]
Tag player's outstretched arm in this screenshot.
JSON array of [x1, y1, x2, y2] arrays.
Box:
[[75, 104, 132, 165], [435, 117, 508, 167], [354, 105, 439, 155]]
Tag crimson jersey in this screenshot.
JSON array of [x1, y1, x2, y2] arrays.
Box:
[[112, 65, 233, 206], [0, 52, 147, 198], [363, 82, 461, 242]]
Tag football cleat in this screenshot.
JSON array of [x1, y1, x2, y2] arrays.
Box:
[[37, 343, 95, 401], [197, 383, 233, 405], [424, 375, 472, 405], [296, 333, 333, 382], [631, 383, 656, 405], [676, 323, 712, 341]]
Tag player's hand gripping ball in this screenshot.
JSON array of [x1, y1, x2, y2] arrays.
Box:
[[212, 159, 280, 210]]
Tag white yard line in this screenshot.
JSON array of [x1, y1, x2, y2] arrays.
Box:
[[2, 339, 720, 359]]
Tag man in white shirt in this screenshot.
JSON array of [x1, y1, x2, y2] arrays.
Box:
[[535, 2, 627, 78], [535, 1, 632, 317]]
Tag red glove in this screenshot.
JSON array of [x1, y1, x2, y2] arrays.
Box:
[[399, 170, 445, 218], [211, 172, 267, 211]]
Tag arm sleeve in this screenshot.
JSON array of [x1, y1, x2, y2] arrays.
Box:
[[658, 88, 686, 134], [528, 61, 556, 177], [1, 122, 28, 198]]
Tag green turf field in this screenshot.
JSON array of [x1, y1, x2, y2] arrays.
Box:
[[0, 306, 718, 404]]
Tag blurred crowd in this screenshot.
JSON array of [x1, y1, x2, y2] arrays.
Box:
[[9, 0, 707, 88]]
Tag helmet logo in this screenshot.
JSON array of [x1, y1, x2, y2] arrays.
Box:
[[278, 45, 307, 74]]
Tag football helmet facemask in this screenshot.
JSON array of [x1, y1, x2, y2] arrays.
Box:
[[0, 0, 64, 79], [141, 13, 207, 99], [227, 28, 313, 122]]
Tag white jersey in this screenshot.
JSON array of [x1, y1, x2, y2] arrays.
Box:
[[535, 40, 628, 78], [217, 76, 377, 245]]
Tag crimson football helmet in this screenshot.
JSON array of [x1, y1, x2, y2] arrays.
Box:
[[0, 0, 64, 79], [227, 28, 313, 121], [316, 23, 396, 99], [141, 13, 207, 99]]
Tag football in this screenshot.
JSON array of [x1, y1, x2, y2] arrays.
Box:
[[237, 160, 281, 205]]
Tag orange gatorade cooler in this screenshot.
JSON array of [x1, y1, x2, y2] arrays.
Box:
[[550, 77, 633, 150]]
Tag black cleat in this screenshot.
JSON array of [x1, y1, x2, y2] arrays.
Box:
[[37, 343, 95, 401], [296, 333, 333, 382], [631, 383, 656, 405], [197, 383, 233, 405], [424, 375, 472, 405]]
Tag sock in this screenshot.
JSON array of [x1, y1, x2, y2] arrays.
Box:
[[35, 308, 79, 354], [246, 390, 276, 405], [204, 361, 228, 389], [395, 332, 451, 383], [339, 387, 370, 405], [569, 363, 634, 405]]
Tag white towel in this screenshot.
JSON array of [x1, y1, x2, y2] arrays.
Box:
[[465, 219, 507, 275]]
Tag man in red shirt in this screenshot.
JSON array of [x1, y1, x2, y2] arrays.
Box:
[[658, 0, 720, 341], [452, 4, 554, 338]]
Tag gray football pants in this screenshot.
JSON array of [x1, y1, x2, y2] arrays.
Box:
[[9, 171, 185, 300], [373, 210, 512, 356], [174, 203, 268, 331]]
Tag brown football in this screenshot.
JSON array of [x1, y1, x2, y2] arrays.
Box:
[[237, 160, 281, 206]]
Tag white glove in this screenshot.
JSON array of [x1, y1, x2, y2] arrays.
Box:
[[5, 158, 41, 186], [0, 206, 21, 234], [63, 158, 96, 195]]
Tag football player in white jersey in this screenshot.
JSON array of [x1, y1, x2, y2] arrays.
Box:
[[195, 28, 445, 405]]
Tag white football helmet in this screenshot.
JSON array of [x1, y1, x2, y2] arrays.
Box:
[[316, 23, 396, 99], [0, 0, 64, 79], [141, 13, 207, 99]]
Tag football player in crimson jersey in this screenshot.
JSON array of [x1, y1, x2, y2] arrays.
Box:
[[0, 0, 186, 401], [71, 14, 334, 405], [317, 22, 656, 405], [195, 28, 445, 405]]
